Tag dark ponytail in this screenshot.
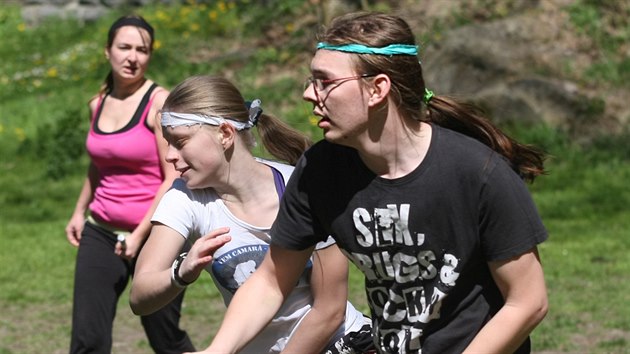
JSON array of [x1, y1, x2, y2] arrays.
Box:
[[426, 96, 546, 182]]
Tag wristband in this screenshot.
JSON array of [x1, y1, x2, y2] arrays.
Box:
[[171, 252, 193, 288]]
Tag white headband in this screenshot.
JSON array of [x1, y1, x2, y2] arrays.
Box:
[[161, 112, 252, 130], [161, 99, 263, 131]]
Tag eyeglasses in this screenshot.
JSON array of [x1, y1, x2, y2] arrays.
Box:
[[304, 74, 376, 101]]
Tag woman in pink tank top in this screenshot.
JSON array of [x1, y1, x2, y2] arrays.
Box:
[[64, 15, 195, 354]]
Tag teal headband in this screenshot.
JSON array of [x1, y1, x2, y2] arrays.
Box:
[[317, 42, 418, 56]]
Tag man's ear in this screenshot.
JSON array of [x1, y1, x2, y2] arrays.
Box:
[[368, 74, 391, 107], [218, 123, 236, 150]]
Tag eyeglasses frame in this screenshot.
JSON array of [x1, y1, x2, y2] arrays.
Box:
[[305, 74, 377, 102]]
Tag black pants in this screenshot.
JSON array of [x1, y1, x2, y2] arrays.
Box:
[[70, 222, 194, 354]]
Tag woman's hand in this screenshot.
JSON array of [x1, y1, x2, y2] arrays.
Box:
[[130, 225, 229, 315], [65, 213, 85, 247], [178, 227, 232, 284], [115, 232, 143, 260]]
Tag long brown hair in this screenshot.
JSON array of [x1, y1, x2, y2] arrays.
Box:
[[319, 12, 545, 182], [163, 75, 312, 165]]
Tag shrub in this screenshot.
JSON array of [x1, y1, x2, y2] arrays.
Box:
[[19, 107, 88, 180]]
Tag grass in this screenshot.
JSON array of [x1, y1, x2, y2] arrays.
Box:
[[567, 0, 630, 86], [526, 130, 630, 351], [1, 1, 630, 353]]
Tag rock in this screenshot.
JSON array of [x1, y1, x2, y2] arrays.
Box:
[[19, 0, 157, 24], [422, 9, 622, 135], [21, 4, 66, 25]]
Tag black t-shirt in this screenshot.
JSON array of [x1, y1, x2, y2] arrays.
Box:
[[271, 124, 547, 354]]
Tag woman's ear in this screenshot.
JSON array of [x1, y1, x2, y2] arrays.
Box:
[[368, 74, 391, 107], [218, 123, 236, 150]]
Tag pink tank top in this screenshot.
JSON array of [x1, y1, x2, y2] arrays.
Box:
[[86, 84, 163, 230]]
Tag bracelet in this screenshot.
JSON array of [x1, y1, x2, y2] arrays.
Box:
[[171, 252, 193, 288]]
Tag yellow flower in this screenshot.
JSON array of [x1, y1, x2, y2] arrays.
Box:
[[14, 127, 26, 142], [157, 10, 168, 21], [154, 39, 162, 50], [17, 23, 26, 32], [190, 23, 200, 32], [285, 23, 294, 33], [47, 67, 58, 78], [218, 1, 226, 12], [309, 116, 319, 126], [209, 11, 217, 21], [33, 79, 42, 88]]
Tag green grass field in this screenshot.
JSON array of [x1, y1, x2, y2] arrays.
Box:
[[1, 2, 629, 353]]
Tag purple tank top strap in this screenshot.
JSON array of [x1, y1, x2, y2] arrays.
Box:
[[271, 166, 285, 200]]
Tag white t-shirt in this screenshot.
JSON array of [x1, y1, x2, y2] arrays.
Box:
[[152, 159, 367, 353]]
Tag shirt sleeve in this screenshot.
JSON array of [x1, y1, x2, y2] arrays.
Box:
[[478, 156, 548, 261], [271, 150, 327, 250], [151, 178, 196, 240]]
